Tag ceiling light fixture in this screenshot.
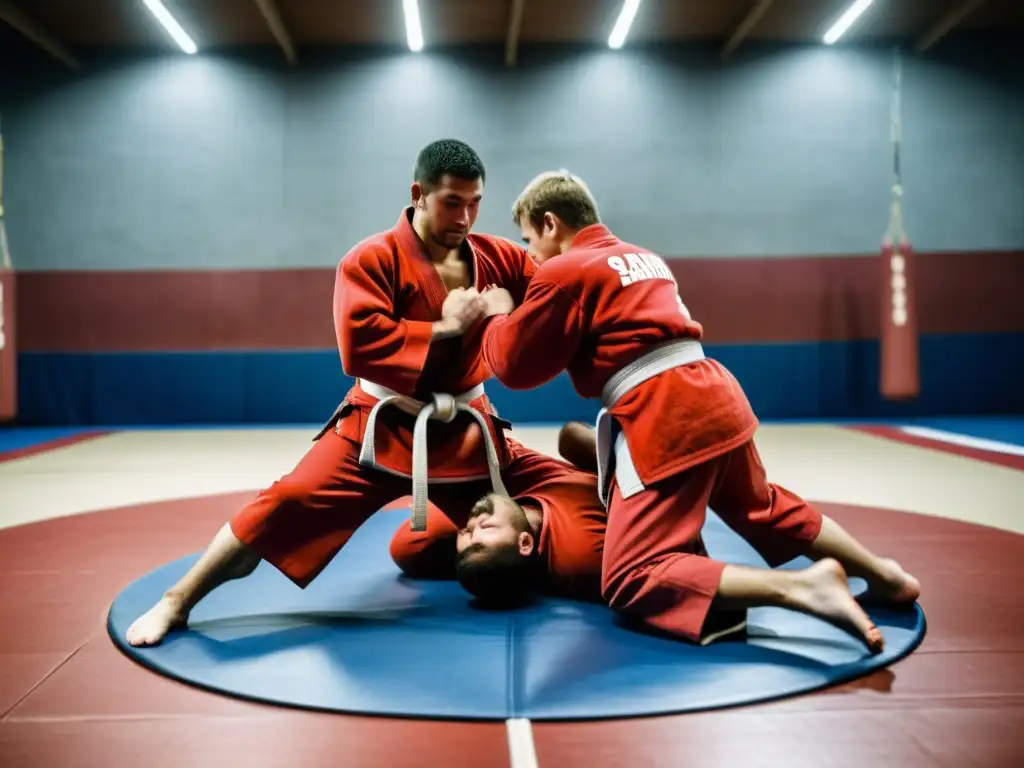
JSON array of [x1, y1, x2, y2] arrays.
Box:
[[141, 0, 198, 54], [608, 0, 644, 50], [403, 0, 424, 52], [823, 0, 875, 45]]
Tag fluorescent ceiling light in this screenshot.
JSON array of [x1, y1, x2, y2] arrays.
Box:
[[823, 0, 874, 45], [142, 0, 198, 54], [608, 0, 643, 50], [403, 0, 424, 52]]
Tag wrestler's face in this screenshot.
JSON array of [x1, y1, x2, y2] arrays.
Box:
[[519, 214, 563, 265], [412, 174, 483, 249], [456, 494, 535, 558]]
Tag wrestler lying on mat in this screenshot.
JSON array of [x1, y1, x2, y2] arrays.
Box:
[[391, 422, 920, 649], [389, 428, 608, 603], [427, 170, 921, 653]]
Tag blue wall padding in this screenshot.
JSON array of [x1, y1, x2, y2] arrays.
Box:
[[0, 427, 100, 454], [17, 332, 1024, 426]]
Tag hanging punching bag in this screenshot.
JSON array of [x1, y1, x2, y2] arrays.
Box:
[[880, 50, 919, 401], [0, 116, 17, 423]]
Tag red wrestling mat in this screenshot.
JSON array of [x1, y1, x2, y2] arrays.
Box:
[[0, 495, 1020, 766]]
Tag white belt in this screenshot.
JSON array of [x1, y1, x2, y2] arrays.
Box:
[[357, 380, 508, 532], [594, 339, 705, 506]]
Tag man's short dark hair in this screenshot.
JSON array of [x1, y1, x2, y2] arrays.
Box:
[[455, 541, 542, 607], [414, 139, 486, 191]]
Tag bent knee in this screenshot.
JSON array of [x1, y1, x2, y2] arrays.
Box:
[[600, 556, 679, 612], [601, 567, 639, 611], [558, 421, 598, 473], [264, 477, 322, 511], [268, 478, 311, 506]]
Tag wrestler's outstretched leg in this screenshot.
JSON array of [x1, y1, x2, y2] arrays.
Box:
[[706, 441, 921, 606], [565, 422, 922, 608], [126, 431, 399, 648], [601, 460, 884, 653], [126, 523, 259, 647]]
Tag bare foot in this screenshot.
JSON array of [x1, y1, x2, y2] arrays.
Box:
[[864, 558, 921, 604], [791, 559, 884, 654], [125, 596, 188, 647]]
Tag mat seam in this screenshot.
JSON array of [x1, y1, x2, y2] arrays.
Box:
[[5, 713, 289, 724], [0, 637, 92, 721], [506, 616, 517, 718]]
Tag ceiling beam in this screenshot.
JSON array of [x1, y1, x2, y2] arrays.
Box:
[[251, 0, 297, 65], [915, 0, 987, 53], [0, 0, 81, 71], [505, 0, 527, 67], [721, 0, 774, 61]]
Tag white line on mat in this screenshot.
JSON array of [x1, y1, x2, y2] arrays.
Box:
[[506, 717, 539, 768], [900, 426, 1024, 457]]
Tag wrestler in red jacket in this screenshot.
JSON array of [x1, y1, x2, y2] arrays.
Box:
[[392, 421, 921, 648], [467, 171, 920, 651], [125, 142, 588, 648], [389, 433, 607, 603]]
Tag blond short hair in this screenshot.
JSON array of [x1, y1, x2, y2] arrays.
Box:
[[512, 169, 601, 231]]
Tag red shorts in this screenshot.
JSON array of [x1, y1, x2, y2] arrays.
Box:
[[601, 439, 823, 642]]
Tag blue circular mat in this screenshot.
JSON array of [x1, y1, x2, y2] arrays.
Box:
[[107, 507, 925, 721]]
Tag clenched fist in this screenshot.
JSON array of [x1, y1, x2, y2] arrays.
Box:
[[435, 287, 486, 338], [480, 285, 515, 317]]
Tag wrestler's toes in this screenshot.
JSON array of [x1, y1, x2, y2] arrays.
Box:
[[865, 626, 885, 655]]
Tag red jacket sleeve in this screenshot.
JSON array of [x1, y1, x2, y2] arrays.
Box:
[[507, 241, 538, 305], [481, 280, 582, 390], [334, 243, 432, 392], [461, 239, 537, 352]]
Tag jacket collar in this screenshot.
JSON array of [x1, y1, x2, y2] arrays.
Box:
[[570, 223, 618, 249]]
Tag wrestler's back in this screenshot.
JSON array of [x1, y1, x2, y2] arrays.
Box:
[[538, 237, 758, 486], [532, 244, 696, 390]]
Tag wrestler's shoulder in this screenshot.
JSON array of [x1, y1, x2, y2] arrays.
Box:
[[337, 230, 398, 267], [532, 248, 598, 286]]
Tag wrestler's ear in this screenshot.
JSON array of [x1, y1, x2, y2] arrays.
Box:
[[542, 211, 558, 236], [411, 181, 427, 208], [516, 531, 535, 556]]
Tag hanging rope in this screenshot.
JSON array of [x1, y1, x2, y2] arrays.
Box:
[[878, 46, 919, 400], [0, 112, 16, 421], [0, 113, 11, 270], [884, 49, 906, 248]]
